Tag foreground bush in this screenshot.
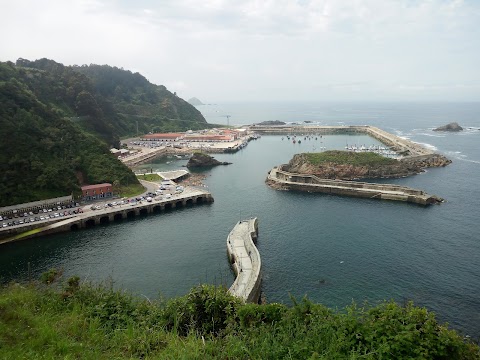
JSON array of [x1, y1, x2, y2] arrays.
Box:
[[0, 278, 478, 359]]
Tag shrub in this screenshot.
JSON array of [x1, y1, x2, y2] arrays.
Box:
[[238, 303, 287, 328], [162, 284, 241, 336]]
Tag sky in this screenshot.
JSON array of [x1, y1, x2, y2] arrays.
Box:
[[1, 0, 479, 102]]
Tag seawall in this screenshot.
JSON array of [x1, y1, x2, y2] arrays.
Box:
[[267, 167, 443, 205], [226, 218, 262, 303]]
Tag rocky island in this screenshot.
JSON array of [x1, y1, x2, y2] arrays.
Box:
[[253, 120, 286, 126], [283, 151, 451, 180], [186, 152, 232, 168], [433, 122, 463, 132], [266, 150, 449, 205]]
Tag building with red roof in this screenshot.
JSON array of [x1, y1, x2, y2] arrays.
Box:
[[142, 133, 184, 141], [81, 183, 112, 201], [184, 135, 234, 142]]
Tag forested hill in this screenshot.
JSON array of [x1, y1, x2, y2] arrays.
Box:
[[0, 61, 138, 206], [16, 58, 209, 141], [72, 64, 208, 134], [0, 58, 209, 206]]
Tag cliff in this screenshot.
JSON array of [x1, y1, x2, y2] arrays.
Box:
[[283, 151, 451, 180]]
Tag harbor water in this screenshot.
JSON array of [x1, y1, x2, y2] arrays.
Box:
[[1, 102, 479, 338]]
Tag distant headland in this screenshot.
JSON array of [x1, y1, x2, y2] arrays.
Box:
[[188, 97, 204, 106]]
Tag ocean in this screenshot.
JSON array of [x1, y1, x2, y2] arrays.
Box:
[[1, 101, 479, 338]]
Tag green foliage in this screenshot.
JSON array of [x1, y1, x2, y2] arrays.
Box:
[[162, 284, 242, 336], [305, 150, 397, 166], [72, 63, 208, 136], [117, 183, 145, 198], [40, 268, 61, 284], [238, 302, 287, 328], [0, 60, 140, 206], [0, 277, 478, 359], [136, 173, 163, 182]]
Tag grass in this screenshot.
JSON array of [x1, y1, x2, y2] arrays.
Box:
[[117, 183, 145, 198], [136, 173, 163, 182], [0, 278, 478, 359], [305, 150, 397, 167]]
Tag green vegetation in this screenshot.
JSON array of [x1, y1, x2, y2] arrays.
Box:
[[0, 58, 209, 206], [0, 61, 139, 206], [117, 183, 145, 198], [1, 277, 478, 359], [136, 173, 163, 182], [71, 63, 210, 135], [305, 150, 397, 166]]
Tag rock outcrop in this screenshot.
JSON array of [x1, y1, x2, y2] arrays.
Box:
[[433, 122, 463, 132], [254, 120, 286, 126], [283, 152, 451, 180], [186, 152, 231, 168]]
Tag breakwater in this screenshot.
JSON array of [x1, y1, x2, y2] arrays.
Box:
[[0, 189, 213, 245], [249, 125, 433, 158], [226, 218, 262, 303], [267, 167, 442, 205]]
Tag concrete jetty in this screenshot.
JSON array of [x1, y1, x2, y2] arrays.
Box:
[[0, 188, 213, 245], [226, 218, 262, 303], [122, 146, 167, 166], [267, 167, 443, 205]]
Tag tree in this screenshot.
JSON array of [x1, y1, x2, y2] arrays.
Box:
[[112, 179, 121, 195]]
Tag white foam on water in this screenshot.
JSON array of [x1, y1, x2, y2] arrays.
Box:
[[413, 141, 438, 151], [444, 151, 480, 164], [418, 133, 446, 138]]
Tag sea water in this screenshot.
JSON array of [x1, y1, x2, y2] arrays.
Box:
[[1, 102, 479, 337]]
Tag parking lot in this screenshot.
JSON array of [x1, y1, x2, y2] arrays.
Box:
[[1, 203, 83, 229]]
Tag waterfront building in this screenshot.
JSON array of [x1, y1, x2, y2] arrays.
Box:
[[81, 183, 112, 201]]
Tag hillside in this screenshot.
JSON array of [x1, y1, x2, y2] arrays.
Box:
[[0, 280, 478, 359], [0, 61, 139, 206], [72, 63, 210, 135]]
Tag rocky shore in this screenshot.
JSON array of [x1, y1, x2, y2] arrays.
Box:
[[283, 151, 451, 180]]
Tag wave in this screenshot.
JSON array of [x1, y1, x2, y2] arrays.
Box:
[[457, 158, 480, 164], [416, 133, 446, 138], [443, 151, 480, 165], [413, 141, 438, 151]]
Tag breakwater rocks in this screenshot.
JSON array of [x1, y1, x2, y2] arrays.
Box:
[[227, 218, 262, 303], [186, 152, 232, 168], [284, 152, 451, 181]]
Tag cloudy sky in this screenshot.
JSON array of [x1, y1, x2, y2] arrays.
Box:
[[1, 0, 479, 102]]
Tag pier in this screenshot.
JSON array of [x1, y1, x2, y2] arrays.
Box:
[[226, 218, 262, 303], [267, 167, 442, 205], [0, 188, 213, 245]]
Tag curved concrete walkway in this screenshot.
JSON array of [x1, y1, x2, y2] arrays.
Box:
[[227, 218, 262, 303]]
